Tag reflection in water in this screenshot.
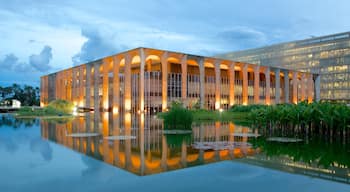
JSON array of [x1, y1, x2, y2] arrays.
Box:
[[0, 114, 39, 128], [40, 112, 258, 176], [38, 112, 350, 184]]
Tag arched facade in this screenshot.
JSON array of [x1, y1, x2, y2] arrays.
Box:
[[40, 47, 318, 111]]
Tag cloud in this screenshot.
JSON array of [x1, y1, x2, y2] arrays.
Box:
[[0, 45, 53, 73], [0, 54, 18, 69], [29, 45, 53, 72], [72, 27, 127, 65], [217, 26, 267, 49]]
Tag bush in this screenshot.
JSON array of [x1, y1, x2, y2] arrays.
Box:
[[230, 104, 266, 112], [163, 102, 193, 130], [47, 99, 74, 114]]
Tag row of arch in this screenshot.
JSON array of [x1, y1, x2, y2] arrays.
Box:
[[41, 47, 318, 111]]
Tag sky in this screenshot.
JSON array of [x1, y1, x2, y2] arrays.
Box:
[[0, 0, 350, 87]]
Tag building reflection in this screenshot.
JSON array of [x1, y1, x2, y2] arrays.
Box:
[[40, 113, 259, 176]]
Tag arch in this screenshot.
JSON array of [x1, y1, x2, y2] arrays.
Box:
[[186, 154, 199, 163], [145, 159, 161, 169]]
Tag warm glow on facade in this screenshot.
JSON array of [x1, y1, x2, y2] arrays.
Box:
[[40, 47, 318, 111]]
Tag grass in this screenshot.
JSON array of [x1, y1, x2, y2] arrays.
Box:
[[16, 99, 74, 117]]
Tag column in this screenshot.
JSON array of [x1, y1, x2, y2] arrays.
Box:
[[102, 59, 109, 111], [79, 66, 84, 107], [181, 55, 187, 100], [199, 58, 205, 109], [265, 67, 271, 105], [93, 62, 100, 113], [253, 65, 260, 104], [283, 70, 290, 103], [139, 114, 145, 175], [307, 73, 313, 103], [139, 48, 145, 112], [161, 52, 168, 111], [124, 53, 132, 112], [315, 74, 321, 102], [301, 73, 306, 101], [229, 62, 235, 106], [292, 71, 298, 104], [242, 64, 248, 105], [275, 68, 280, 104], [113, 57, 120, 114], [72, 68, 77, 105], [85, 64, 91, 109], [284, 70, 289, 103], [214, 60, 221, 110]]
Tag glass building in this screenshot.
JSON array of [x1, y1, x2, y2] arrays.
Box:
[[217, 32, 350, 102]]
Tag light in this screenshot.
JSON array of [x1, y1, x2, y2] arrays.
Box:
[[113, 107, 119, 114], [219, 108, 224, 113], [72, 106, 78, 116]]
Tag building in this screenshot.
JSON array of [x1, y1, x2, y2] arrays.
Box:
[[40, 47, 317, 112], [217, 31, 350, 102]]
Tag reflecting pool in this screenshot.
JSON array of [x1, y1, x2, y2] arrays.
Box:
[[0, 113, 349, 192]]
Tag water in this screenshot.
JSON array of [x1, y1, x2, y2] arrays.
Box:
[[0, 113, 349, 192]]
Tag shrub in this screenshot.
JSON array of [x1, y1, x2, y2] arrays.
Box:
[[47, 99, 74, 114], [163, 102, 193, 130], [230, 104, 266, 112]]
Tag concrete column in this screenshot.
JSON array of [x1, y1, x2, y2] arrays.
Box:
[[315, 74, 321, 102], [284, 70, 290, 103], [85, 64, 91, 108], [113, 57, 120, 114], [161, 135, 168, 171], [275, 68, 280, 104], [94, 62, 100, 113], [181, 55, 187, 100], [139, 114, 145, 175], [139, 48, 145, 112], [102, 59, 109, 111], [292, 71, 298, 104], [301, 73, 306, 101], [214, 60, 221, 110], [253, 65, 260, 104], [79, 66, 84, 107], [161, 52, 168, 111], [307, 73, 313, 103], [229, 62, 235, 106], [242, 64, 248, 105], [181, 140, 187, 167], [265, 67, 271, 105], [124, 53, 132, 112], [72, 68, 77, 105], [199, 58, 205, 109]]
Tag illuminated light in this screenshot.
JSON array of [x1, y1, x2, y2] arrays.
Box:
[[137, 110, 141, 114], [113, 107, 119, 114], [242, 102, 248, 106], [215, 102, 220, 110], [219, 108, 224, 113], [125, 99, 131, 112], [78, 100, 84, 107]]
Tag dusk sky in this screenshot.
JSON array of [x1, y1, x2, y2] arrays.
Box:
[[1, 0, 350, 86]]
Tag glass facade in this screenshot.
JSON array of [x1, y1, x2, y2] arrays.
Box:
[[217, 32, 350, 102]]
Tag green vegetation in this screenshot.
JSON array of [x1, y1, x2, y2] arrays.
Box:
[[163, 102, 193, 130], [248, 101, 350, 137], [229, 104, 266, 112], [17, 99, 74, 117], [0, 84, 40, 106], [251, 137, 350, 168]]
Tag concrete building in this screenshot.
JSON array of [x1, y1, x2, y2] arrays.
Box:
[[217, 32, 350, 102], [40, 47, 317, 112]]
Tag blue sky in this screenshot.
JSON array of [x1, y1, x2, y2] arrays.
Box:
[[1, 0, 350, 86]]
